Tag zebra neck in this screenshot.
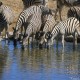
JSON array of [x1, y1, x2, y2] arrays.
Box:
[[52, 26, 59, 39]]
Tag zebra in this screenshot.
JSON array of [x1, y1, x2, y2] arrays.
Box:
[[21, 12, 42, 49], [0, 1, 14, 42], [35, 14, 57, 48], [67, 6, 80, 21], [44, 17, 80, 49], [13, 5, 42, 46], [56, 0, 80, 20]]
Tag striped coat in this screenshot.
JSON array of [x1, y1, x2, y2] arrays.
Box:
[[35, 14, 56, 44], [45, 17, 80, 48]]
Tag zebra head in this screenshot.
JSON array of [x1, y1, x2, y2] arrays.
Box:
[[39, 31, 52, 48], [13, 27, 20, 46], [35, 31, 44, 40], [45, 31, 52, 42]]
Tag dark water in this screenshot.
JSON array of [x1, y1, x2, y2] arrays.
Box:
[[0, 40, 80, 80]]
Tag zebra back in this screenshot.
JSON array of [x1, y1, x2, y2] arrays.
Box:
[[15, 5, 42, 31]]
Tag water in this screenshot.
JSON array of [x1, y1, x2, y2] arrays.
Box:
[[0, 40, 80, 80]]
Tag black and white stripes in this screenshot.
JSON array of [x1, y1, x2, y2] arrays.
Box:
[[39, 14, 56, 45]]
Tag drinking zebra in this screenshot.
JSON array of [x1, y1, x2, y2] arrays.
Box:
[[67, 6, 80, 21], [21, 13, 42, 48], [13, 5, 42, 46], [44, 17, 80, 49], [35, 14, 57, 48], [0, 1, 14, 41]]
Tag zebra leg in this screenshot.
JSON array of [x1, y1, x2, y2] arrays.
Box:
[[56, 37, 59, 49], [22, 36, 29, 49], [0, 32, 2, 41], [20, 26, 24, 43], [5, 24, 9, 44], [28, 37, 30, 48], [73, 32, 77, 49], [62, 35, 65, 49]]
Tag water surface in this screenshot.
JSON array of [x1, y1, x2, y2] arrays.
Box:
[[0, 41, 80, 80]]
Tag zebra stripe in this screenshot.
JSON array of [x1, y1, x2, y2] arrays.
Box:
[[45, 17, 80, 48]]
